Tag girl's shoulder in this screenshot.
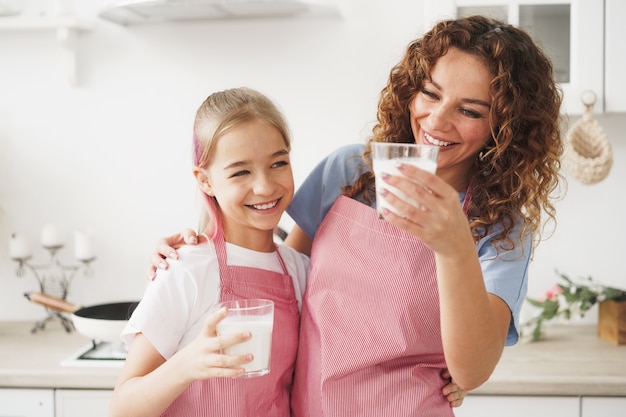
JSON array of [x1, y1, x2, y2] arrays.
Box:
[[177, 241, 216, 257], [156, 241, 219, 285], [277, 244, 310, 267], [276, 244, 310, 306]]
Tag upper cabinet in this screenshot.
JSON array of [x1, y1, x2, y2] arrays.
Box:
[[0, 2, 92, 86], [424, 0, 625, 115], [97, 0, 341, 25], [604, 0, 626, 113]]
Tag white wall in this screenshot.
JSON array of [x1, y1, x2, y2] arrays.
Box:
[[0, 0, 624, 324], [526, 113, 626, 325]]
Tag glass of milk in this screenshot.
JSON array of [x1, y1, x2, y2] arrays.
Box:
[[371, 142, 439, 217], [216, 299, 274, 378]]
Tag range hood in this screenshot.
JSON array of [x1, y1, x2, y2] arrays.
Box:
[[99, 0, 340, 25]]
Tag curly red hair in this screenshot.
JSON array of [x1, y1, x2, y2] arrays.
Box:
[[345, 16, 564, 252]]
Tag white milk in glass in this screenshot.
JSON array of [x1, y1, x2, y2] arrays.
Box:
[[217, 317, 273, 377], [373, 157, 437, 215]]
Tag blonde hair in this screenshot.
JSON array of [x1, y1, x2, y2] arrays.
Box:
[[192, 87, 291, 238]]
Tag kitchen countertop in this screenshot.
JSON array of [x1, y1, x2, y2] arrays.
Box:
[[0, 320, 121, 389], [471, 325, 626, 396], [1, 321, 625, 395]]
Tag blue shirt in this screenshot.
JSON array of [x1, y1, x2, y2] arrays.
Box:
[[287, 143, 530, 345]]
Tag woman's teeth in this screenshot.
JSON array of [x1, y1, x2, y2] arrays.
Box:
[[252, 200, 279, 210], [425, 133, 453, 147]]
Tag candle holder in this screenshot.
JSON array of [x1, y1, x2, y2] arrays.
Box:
[[12, 239, 95, 334]]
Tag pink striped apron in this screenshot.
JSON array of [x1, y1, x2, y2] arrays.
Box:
[[291, 195, 454, 417], [162, 230, 300, 417]]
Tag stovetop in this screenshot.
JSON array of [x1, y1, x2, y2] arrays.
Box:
[[62, 340, 127, 368]]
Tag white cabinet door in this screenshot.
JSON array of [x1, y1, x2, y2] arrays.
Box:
[[0, 388, 54, 417], [55, 389, 113, 417], [423, 0, 605, 115], [582, 397, 626, 417], [454, 395, 580, 417], [604, 0, 626, 112]]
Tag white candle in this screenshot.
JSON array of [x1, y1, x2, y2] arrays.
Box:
[[41, 224, 65, 248], [9, 233, 32, 260], [74, 230, 95, 261]]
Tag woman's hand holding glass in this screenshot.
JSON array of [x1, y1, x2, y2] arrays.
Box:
[[378, 162, 475, 255]]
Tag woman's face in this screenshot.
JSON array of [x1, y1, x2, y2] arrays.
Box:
[[199, 118, 294, 250], [410, 47, 494, 190]]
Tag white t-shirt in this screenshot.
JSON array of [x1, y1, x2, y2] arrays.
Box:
[[121, 241, 309, 359]]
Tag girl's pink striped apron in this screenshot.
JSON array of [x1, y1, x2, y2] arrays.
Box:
[[291, 195, 454, 417], [162, 229, 300, 417]]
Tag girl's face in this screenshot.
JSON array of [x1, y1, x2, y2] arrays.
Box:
[[410, 47, 494, 191], [198, 118, 293, 251]]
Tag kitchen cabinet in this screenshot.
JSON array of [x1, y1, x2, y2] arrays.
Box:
[[55, 389, 113, 417], [604, 0, 626, 112], [0, 388, 54, 417], [454, 395, 579, 417], [456, 395, 626, 417], [424, 0, 626, 114], [0, 13, 91, 85], [0, 388, 112, 417], [582, 397, 626, 417]]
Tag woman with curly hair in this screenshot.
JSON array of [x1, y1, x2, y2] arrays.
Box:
[[150, 15, 563, 416]]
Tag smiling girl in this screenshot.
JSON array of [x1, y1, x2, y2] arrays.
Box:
[[109, 87, 308, 417]]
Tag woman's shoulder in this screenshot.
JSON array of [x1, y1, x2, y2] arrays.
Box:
[[476, 216, 532, 263], [287, 142, 370, 239], [315, 143, 369, 186], [329, 143, 366, 157], [325, 143, 367, 168]]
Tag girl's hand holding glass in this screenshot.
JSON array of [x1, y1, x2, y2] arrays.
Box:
[[173, 307, 254, 381]]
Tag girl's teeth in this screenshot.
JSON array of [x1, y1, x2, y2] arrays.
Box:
[[252, 200, 278, 210], [425, 133, 453, 147]]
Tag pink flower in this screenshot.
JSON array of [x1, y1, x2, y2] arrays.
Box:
[[545, 285, 563, 301], [536, 285, 563, 302]]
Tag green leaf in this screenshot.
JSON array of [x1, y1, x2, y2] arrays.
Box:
[[532, 319, 544, 342], [523, 271, 626, 342], [541, 300, 559, 320], [526, 297, 547, 308]]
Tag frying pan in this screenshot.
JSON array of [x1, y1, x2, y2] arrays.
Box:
[[24, 292, 139, 342]]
